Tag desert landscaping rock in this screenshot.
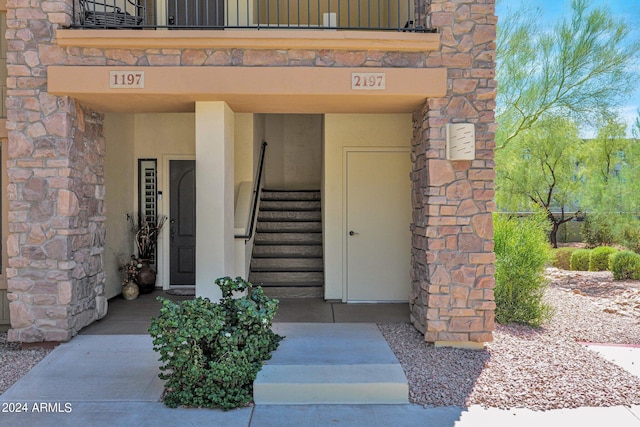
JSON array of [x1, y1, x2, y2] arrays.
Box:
[[381, 268, 640, 410], [0, 332, 51, 394]]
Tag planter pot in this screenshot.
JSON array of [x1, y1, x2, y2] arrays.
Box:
[[122, 281, 139, 300], [137, 259, 157, 294]]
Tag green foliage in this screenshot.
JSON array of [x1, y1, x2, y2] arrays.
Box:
[[610, 251, 640, 280], [148, 277, 282, 410], [618, 218, 640, 254], [570, 249, 591, 271], [496, 0, 638, 150], [494, 213, 553, 327], [552, 247, 577, 270], [581, 214, 617, 247], [588, 246, 617, 271]]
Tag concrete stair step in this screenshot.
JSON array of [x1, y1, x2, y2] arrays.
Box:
[[254, 364, 408, 404], [249, 271, 325, 283], [258, 211, 322, 222], [252, 245, 323, 258], [256, 221, 322, 233], [260, 201, 321, 211], [251, 258, 324, 272], [254, 323, 409, 405], [261, 191, 321, 201], [261, 286, 324, 298], [255, 233, 322, 245]]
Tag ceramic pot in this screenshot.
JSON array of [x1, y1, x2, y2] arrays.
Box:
[[122, 281, 139, 300], [137, 259, 157, 294]]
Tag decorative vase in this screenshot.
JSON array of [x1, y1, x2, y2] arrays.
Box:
[[122, 281, 139, 300], [137, 259, 157, 294]]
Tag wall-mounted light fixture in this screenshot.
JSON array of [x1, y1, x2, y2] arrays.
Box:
[[446, 123, 475, 160]]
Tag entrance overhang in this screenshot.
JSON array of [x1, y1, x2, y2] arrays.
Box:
[[47, 66, 447, 113]]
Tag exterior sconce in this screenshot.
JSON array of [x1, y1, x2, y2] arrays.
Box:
[[446, 123, 475, 160]]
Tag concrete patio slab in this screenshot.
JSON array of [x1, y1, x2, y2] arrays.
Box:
[[269, 323, 400, 365], [458, 405, 640, 426], [332, 303, 409, 323], [251, 404, 464, 427], [1, 335, 164, 402], [272, 298, 334, 323], [586, 344, 640, 378]]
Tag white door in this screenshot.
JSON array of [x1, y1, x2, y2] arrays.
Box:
[[346, 150, 412, 301]]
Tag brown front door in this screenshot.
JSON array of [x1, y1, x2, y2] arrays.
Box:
[[169, 160, 196, 285]]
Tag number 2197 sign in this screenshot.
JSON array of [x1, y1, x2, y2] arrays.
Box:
[[351, 72, 386, 90], [110, 71, 145, 89]]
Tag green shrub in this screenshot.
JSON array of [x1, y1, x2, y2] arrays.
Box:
[[148, 277, 282, 410], [552, 247, 577, 270], [610, 251, 640, 280], [570, 249, 591, 271], [581, 213, 617, 247], [617, 218, 640, 254], [494, 213, 553, 327], [588, 246, 617, 271]]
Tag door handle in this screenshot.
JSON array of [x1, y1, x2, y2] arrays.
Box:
[[349, 230, 359, 236]]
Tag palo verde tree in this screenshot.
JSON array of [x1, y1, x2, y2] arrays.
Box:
[[496, 116, 585, 247], [496, 0, 639, 150]]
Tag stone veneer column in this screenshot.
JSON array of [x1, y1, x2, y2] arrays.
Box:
[[410, 0, 497, 347], [5, 1, 107, 342]]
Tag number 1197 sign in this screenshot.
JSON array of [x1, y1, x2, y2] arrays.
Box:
[[351, 72, 386, 90], [110, 71, 145, 88]]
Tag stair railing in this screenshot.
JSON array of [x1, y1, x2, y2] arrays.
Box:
[[235, 141, 268, 240]]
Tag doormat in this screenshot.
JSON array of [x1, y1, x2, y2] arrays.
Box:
[[165, 288, 196, 296]]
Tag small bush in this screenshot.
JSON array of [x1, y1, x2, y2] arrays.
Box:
[[494, 213, 553, 327], [618, 218, 640, 254], [610, 251, 640, 280], [588, 246, 617, 271], [581, 213, 617, 247], [148, 277, 282, 410], [570, 249, 591, 271], [552, 247, 577, 270]]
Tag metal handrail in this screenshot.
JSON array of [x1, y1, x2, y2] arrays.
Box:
[[236, 141, 268, 240]]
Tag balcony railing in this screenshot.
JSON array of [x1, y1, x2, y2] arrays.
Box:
[[72, 0, 430, 31]]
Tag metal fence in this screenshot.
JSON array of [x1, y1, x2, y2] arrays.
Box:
[[72, 0, 429, 31]]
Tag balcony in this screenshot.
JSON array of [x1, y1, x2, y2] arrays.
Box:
[[72, 0, 430, 32]]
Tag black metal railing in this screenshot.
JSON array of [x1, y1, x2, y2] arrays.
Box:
[[236, 141, 268, 240], [72, 0, 429, 31]]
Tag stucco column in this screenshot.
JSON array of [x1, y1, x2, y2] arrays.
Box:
[[410, 0, 497, 348], [195, 101, 235, 301]]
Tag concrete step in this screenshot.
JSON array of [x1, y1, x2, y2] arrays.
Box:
[[261, 191, 321, 201], [252, 245, 323, 258], [255, 233, 322, 245], [256, 221, 322, 233], [258, 211, 322, 222], [260, 201, 321, 211], [251, 258, 324, 272], [254, 323, 409, 404], [261, 286, 324, 298], [249, 271, 324, 284]]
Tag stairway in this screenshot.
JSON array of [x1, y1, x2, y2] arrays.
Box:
[[249, 190, 324, 298]]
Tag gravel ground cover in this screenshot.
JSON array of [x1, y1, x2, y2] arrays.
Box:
[[0, 333, 51, 395], [380, 268, 640, 410]]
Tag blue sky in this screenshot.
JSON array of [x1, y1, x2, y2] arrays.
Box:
[[495, 0, 640, 135]]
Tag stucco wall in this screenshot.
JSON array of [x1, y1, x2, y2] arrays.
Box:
[[264, 114, 322, 190], [323, 113, 412, 300], [103, 114, 135, 299]]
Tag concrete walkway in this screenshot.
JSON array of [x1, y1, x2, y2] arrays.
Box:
[[1, 331, 639, 426]]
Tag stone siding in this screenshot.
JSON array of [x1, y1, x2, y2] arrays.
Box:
[[410, 0, 497, 344], [6, 0, 107, 342], [5, 0, 496, 344]]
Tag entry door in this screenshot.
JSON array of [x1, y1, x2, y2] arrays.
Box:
[[346, 150, 412, 301], [168, 0, 224, 27], [170, 160, 196, 285]]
